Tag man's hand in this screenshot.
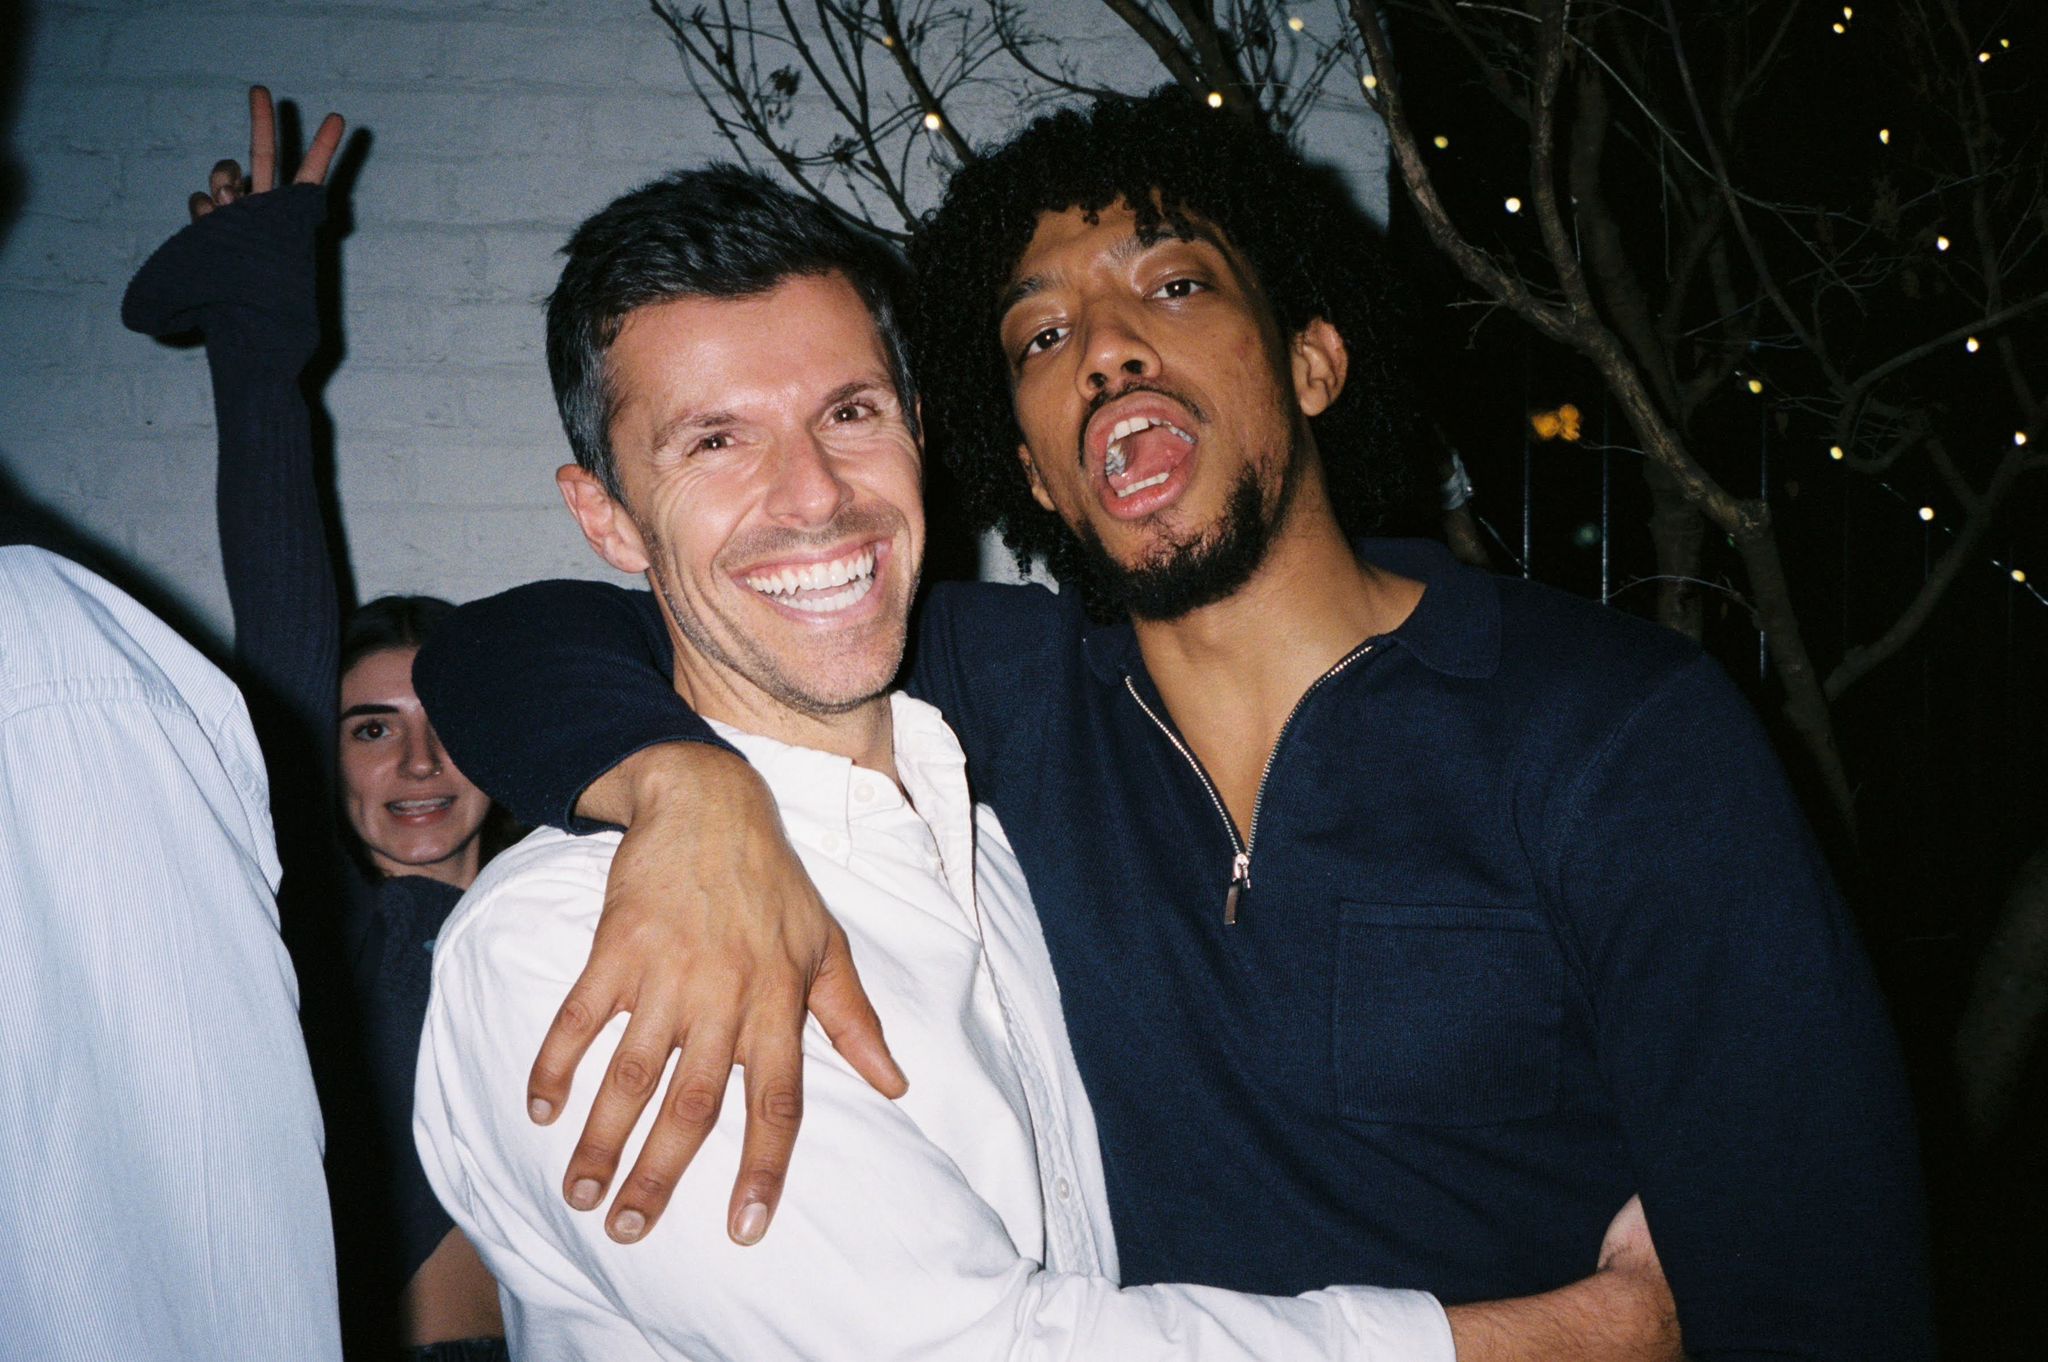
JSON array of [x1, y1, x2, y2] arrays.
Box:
[[188, 85, 344, 221], [1444, 1195, 1680, 1361], [531, 742, 906, 1247]]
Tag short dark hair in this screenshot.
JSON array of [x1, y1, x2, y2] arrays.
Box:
[[341, 594, 455, 677], [547, 164, 917, 497], [908, 87, 1418, 590]]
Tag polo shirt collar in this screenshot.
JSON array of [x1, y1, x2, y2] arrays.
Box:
[[1081, 536, 1502, 683]]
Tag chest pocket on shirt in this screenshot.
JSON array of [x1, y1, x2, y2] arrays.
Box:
[[1333, 902, 1562, 1126]]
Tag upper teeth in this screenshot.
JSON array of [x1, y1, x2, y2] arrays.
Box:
[[744, 548, 878, 613], [1104, 416, 1194, 477]]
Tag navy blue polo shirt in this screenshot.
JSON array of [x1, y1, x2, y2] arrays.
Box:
[[418, 538, 1932, 1360]]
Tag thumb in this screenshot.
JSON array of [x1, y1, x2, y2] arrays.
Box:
[[807, 928, 906, 1098]]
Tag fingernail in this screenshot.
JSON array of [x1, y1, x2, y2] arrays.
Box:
[[529, 1097, 553, 1123], [569, 1177, 602, 1210], [734, 1201, 769, 1245], [612, 1209, 645, 1241]]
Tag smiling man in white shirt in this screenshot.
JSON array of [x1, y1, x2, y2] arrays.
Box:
[[412, 165, 1662, 1360]]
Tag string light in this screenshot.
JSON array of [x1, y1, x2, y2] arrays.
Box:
[[1829, 445, 1846, 461], [1966, 337, 1981, 353], [2017, 431, 2031, 447], [1505, 196, 1523, 214], [1833, 23, 1846, 35], [2016, 569, 2030, 584], [922, 111, 942, 131], [1819, 441, 2045, 608], [2000, 38, 2010, 49], [1843, 5, 1853, 15], [1433, 134, 1450, 149], [1747, 377, 1765, 394], [1936, 235, 1951, 251], [1878, 128, 1891, 145], [1206, 91, 1224, 108], [1978, 50, 1991, 63], [1919, 506, 1937, 522], [1288, 15, 1305, 32], [880, 34, 893, 48], [1362, 73, 1378, 91]]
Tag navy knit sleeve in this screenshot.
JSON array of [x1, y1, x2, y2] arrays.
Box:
[[1546, 655, 1932, 1360], [412, 578, 736, 833]]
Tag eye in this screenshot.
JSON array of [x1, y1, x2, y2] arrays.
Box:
[[829, 400, 876, 424], [1151, 276, 1206, 301], [349, 719, 390, 742], [1019, 324, 1068, 363], [692, 432, 733, 456]]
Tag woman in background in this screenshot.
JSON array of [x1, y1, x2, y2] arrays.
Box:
[[123, 87, 509, 1361]]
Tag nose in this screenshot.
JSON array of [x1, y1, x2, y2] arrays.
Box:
[[763, 433, 854, 527], [1077, 303, 1160, 398], [402, 724, 444, 779]]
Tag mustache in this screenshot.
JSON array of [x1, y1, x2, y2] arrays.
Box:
[[721, 504, 906, 565], [1077, 382, 1207, 470]]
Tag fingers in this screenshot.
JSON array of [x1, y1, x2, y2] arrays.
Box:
[[248, 85, 276, 193], [560, 1007, 682, 1223], [208, 158, 244, 209], [727, 1021, 805, 1247], [296, 112, 346, 187], [809, 925, 906, 1098], [527, 969, 623, 1126], [598, 1019, 742, 1244]]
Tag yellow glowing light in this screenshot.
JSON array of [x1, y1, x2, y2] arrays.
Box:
[[1207, 91, 1224, 108], [1979, 50, 1991, 63], [2017, 431, 2031, 446], [1832, 23, 1846, 35], [1289, 16, 1306, 32], [1937, 235, 1951, 251], [922, 111, 942, 131], [1966, 337, 1981, 353], [1505, 196, 1523, 214], [2000, 38, 2010, 49], [1530, 405, 1583, 442], [1362, 73, 1379, 91], [1919, 506, 1936, 522], [1843, 5, 1853, 16], [1433, 134, 1450, 149], [2014, 569, 2029, 584], [1829, 445, 1846, 461], [1747, 377, 1765, 394], [1878, 128, 1890, 145], [881, 34, 894, 48]]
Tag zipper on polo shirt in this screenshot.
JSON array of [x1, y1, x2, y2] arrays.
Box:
[[1122, 640, 1376, 925]]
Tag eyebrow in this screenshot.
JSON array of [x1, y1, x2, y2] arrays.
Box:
[[998, 228, 1214, 319], [338, 703, 400, 722], [820, 378, 889, 410], [648, 407, 744, 454]]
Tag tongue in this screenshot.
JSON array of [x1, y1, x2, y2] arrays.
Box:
[[1107, 426, 1192, 495]]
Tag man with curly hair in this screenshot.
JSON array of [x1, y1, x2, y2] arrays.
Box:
[[419, 89, 1931, 1359]]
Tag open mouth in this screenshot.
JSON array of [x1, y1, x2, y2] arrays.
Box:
[[1103, 414, 1196, 498], [743, 545, 878, 615], [387, 797, 455, 819]]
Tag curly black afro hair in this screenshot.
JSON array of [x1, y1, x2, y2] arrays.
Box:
[[908, 86, 1419, 597]]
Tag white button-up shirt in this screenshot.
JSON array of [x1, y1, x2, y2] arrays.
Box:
[[415, 692, 1450, 1360], [0, 547, 341, 1362]]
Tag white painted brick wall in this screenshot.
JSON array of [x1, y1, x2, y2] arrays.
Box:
[[1, 0, 1385, 646]]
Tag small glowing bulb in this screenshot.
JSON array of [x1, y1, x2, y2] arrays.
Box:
[[922, 111, 942, 131], [881, 34, 894, 48], [1433, 134, 1450, 149], [1747, 377, 1765, 394], [1829, 445, 1846, 461], [1288, 16, 1305, 32], [1832, 23, 1846, 34], [2016, 431, 2030, 446], [1979, 50, 1991, 63], [1362, 73, 1378, 91], [1936, 235, 1951, 251], [1206, 91, 1224, 109], [1843, 5, 1853, 16], [1878, 128, 1890, 145], [1919, 506, 1936, 522], [2014, 568, 2029, 584], [2000, 38, 2010, 49], [1505, 196, 1523, 214], [1966, 337, 1980, 353]]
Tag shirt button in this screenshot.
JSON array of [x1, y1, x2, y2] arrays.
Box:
[[821, 831, 847, 855], [1054, 1177, 1072, 1201], [852, 782, 876, 805]]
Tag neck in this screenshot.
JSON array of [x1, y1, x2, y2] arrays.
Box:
[[671, 646, 899, 783], [1130, 463, 1418, 717], [373, 836, 481, 891]]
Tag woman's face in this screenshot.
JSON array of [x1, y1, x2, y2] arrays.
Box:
[[338, 646, 492, 888]]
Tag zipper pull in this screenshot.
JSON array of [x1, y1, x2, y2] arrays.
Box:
[[1223, 851, 1251, 925]]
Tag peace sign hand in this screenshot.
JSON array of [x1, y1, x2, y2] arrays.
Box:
[[188, 85, 344, 222]]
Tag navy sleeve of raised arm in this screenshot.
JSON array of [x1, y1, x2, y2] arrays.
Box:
[[1547, 656, 1933, 1361], [412, 578, 736, 833]]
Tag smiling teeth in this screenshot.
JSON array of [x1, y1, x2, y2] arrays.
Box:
[[744, 547, 878, 614], [1104, 416, 1194, 475], [389, 798, 453, 814]]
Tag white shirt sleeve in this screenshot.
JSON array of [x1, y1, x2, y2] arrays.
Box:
[[416, 838, 1451, 1362]]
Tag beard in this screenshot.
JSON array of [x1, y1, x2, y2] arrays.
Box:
[[1068, 436, 1302, 622]]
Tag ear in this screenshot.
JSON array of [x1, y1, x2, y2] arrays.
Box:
[[1017, 443, 1056, 513], [556, 464, 652, 575], [1290, 317, 1349, 420]]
